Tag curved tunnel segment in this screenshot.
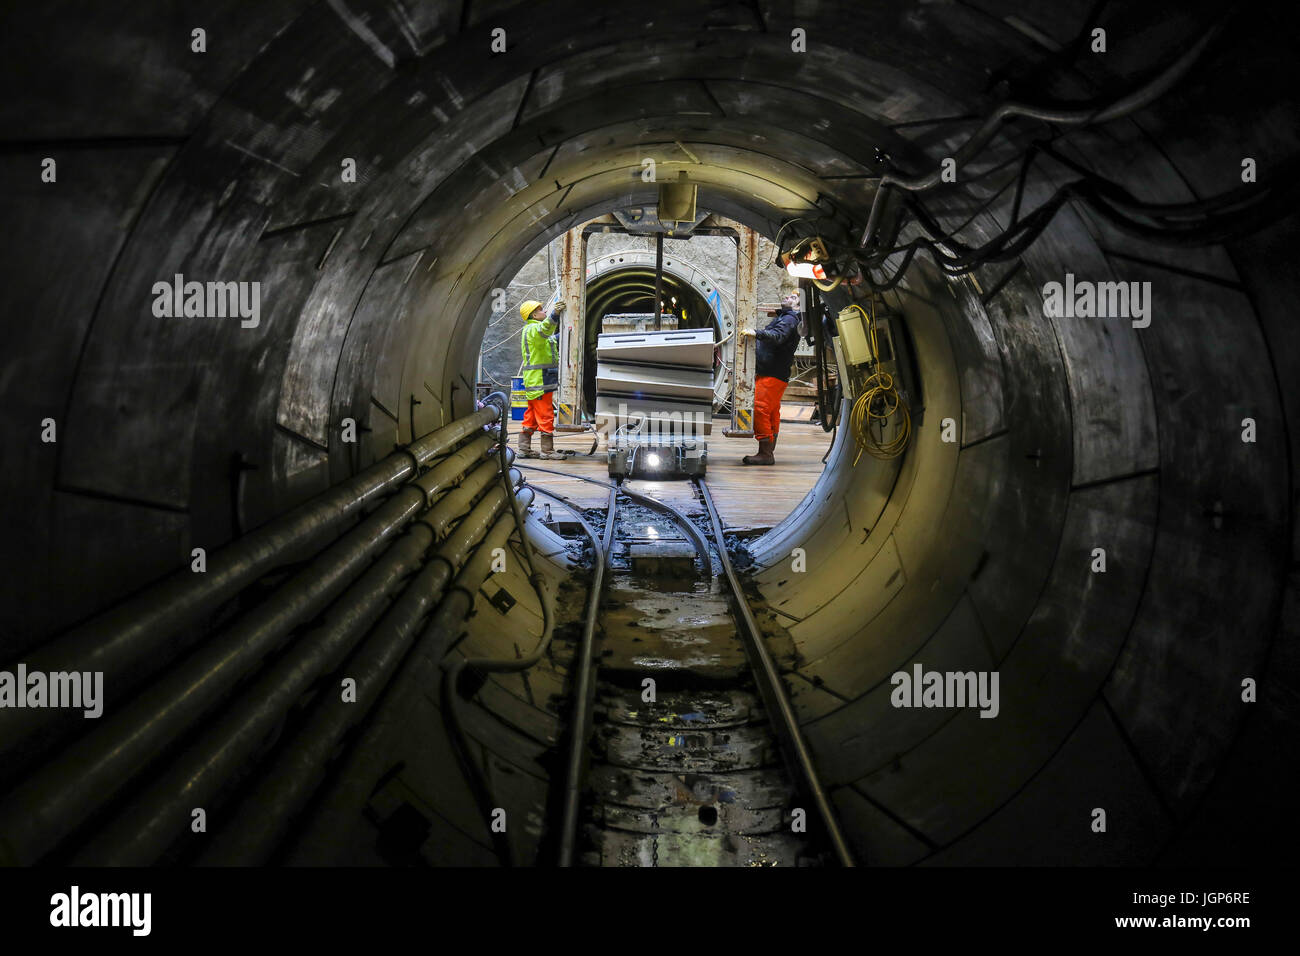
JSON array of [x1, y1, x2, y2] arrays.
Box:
[[582, 248, 732, 342], [0, 0, 1296, 871]]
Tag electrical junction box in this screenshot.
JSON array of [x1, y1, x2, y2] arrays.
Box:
[[835, 305, 874, 367], [833, 311, 904, 405]]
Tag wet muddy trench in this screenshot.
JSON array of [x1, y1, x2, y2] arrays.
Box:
[[561, 491, 816, 867]]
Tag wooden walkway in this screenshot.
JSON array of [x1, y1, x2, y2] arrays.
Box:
[[523, 406, 834, 531]]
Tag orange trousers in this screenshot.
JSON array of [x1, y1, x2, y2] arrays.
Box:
[[754, 375, 787, 442], [522, 391, 555, 433]]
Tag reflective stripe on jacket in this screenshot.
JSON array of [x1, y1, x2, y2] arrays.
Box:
[[520, 313, 557, 399]]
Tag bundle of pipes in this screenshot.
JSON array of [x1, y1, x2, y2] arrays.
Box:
[[0, 394, 537, 866], [281, 503, 532, 866]]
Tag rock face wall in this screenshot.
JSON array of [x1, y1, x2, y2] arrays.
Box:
[[479, 231, 793, 394]]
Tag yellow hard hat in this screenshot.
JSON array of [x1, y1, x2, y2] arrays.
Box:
[[519, 300, 543, 321]]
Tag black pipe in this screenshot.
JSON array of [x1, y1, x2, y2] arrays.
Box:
[[0, 399, 506, 774], [549, 486, 617, 866], [0, 424, 506, 864], [280, 506, 525, 866], [197, 487, 527, 866], [73, 456, 514, 865]]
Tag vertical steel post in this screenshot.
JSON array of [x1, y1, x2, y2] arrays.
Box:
[[724, 225, 759, 437], [555, 227, 587, 430], [653, 231, 664, 330]]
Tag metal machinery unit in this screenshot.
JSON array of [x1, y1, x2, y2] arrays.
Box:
[[544, 246, 734, 410], [596, 327, 715, 478], [599, 311, 679, 334], [832, 303, 919, 460], [833, 305, 918, 407]]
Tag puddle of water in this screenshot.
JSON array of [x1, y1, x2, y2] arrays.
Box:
[[630, 655, 723, 670]]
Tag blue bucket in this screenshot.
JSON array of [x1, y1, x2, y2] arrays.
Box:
[[510, 377, 527, 421]]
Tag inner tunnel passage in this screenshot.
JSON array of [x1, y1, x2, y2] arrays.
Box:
[[0, 0, 1297, 871]]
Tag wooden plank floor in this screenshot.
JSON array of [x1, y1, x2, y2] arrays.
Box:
[[519, 405, 834, 531]]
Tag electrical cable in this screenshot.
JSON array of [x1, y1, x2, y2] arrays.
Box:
[[859, 15, 1228, 247], [844, 302, 911, 463], [439, 393, 554, 868]]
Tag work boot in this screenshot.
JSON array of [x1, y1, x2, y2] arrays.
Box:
[[742, 437, 776, 466], [538, 432, 566, 460], [518, 428, 539, 459]]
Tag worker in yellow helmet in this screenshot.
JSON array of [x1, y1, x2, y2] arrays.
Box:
[[517, 298, 567, 460]]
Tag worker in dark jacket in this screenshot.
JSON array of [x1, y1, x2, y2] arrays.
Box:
[[739, 291, 801, 465]]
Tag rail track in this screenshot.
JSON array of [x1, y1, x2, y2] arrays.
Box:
[[525, 466, 854, 867]]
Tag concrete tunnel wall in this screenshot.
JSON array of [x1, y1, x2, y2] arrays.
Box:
[[1, 0, 1297, 864]]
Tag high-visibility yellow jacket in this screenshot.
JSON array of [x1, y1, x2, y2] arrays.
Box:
[[520, 312, 557, 400]]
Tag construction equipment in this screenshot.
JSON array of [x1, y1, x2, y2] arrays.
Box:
[[595, 327, 715, 478], [834, 301, 913, 463]]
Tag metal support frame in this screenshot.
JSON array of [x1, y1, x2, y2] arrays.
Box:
[[653, 231, 664, 329], [724, 224, 759, 437], [555, 226, 587, 431]]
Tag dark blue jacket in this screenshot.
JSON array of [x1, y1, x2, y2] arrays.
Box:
[[755, 306, 800, 382]]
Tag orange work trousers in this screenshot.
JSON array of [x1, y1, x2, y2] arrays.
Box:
[[754, 375, 787, 442], [522, 391, 555, 434]]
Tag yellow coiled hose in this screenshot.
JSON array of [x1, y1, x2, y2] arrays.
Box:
[[846, 302, 911, 464]]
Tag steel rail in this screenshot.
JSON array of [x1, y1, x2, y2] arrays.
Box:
[[695, 478, 856, 867], [531, 486, 618, 867]]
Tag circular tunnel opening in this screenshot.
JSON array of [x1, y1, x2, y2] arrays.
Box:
[[474, 214, 841, 533], [579, 249, 722, 412], [5, 0, 1294, 872]]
